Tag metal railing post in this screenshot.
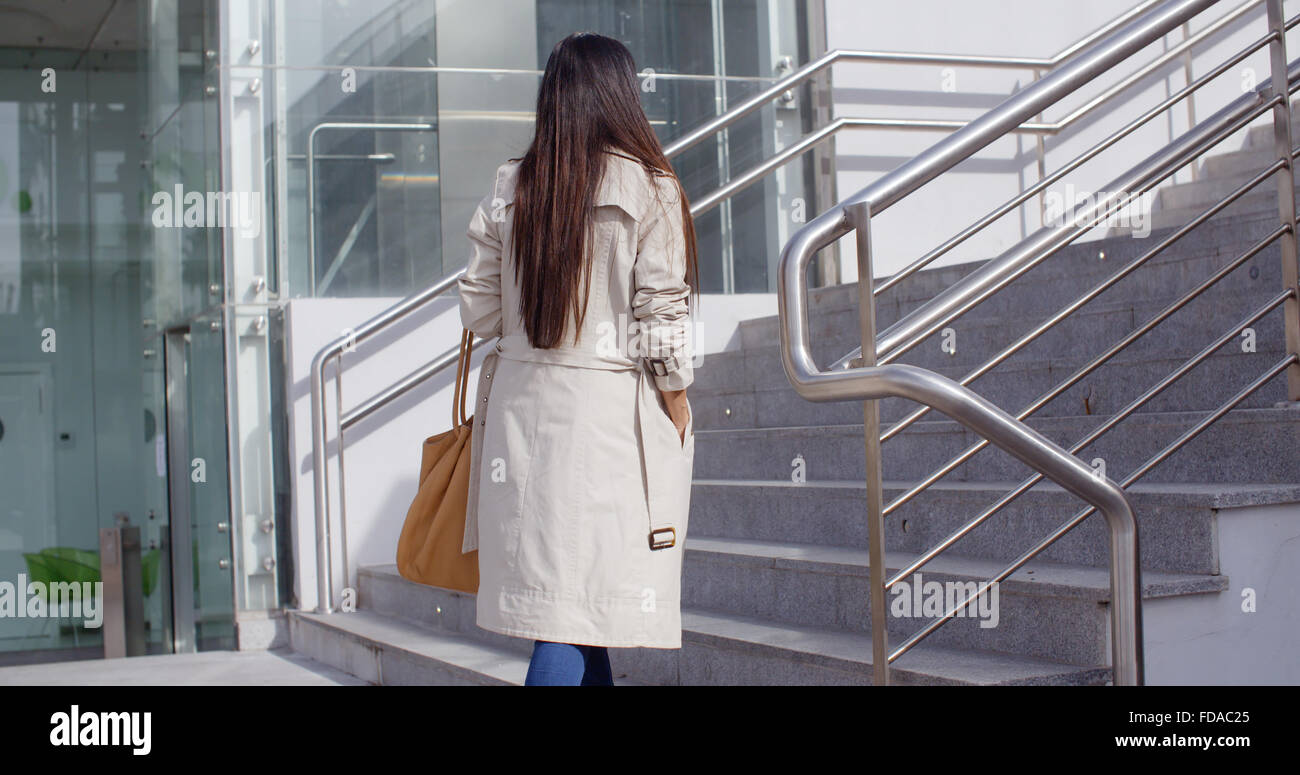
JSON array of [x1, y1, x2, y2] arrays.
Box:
[[310, 351, 337, 614], [847, 202, 890, 685], [309, 270, 466, 614], [1182, 21, 1199, 181], [1265, 0, 1300, 401]]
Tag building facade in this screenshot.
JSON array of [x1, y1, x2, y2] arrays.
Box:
[[0, 0, 826, 661]]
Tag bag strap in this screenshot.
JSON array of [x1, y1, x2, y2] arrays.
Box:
[[452, 329, 473, 427]]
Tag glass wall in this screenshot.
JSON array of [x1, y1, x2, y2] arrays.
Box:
[[261, 0, 820, 298], [142, 0, 238, 651], [0, 0, 237, 663]]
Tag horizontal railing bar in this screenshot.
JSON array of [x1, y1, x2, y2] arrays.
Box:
[[341, 336, 486, 430], [825, 57, 1300, 374], [878, 158, 1287, 454], [733, 0, 1227, 248], [1053, 0, 1264, 128], [874, 23, 1279, 297], [285, 153, 397, 162], [888, 351, 1296, 664], [225, 62, 780, 83], [691, 118, 844, 216], [886, 285, 1294, 592], [668, 0, 1184, 163], [323, 273, 463, 362], [664, 49, 1056, 160], [882, 222, 1287, 521], [690, 4, 1275, 224], [689, 116, 1050, 217]]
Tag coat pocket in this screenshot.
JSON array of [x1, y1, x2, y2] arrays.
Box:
[[678, 396, 694, 454], [650, 383, 693, 454]]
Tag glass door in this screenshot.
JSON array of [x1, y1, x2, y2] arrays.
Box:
[[163, 320, 235, 652]]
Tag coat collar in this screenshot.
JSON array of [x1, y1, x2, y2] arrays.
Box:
[[493, 148, 662, 221]]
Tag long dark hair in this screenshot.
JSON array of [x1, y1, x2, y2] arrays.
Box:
[[511, 32, 699, 349]]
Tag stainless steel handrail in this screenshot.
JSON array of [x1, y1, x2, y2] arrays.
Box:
[[782, 0, 1222, 368], [871, 17, 1280, 299], [833, 61, 1300, 370], [781, 0, 1300, 685], [789, 198, 1145, 685], [687, 117, 1049, 217], [779, 0, 1242, 687], [886, 232, 1293, 590], [310, 270, 464, 613], [340, 334, 485, 430], [883, 3, 1300, 664], [865, 85, 1295, 459], [880, 164, 1291, 522], [679, 0, 1262, 217], [663, 0, 1168, 159], [831, 16, 1295, 370], [893, 353, 1298, 662]]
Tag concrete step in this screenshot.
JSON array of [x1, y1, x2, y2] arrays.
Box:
[[773, 209, 1285, 345], [681, 535, 1225, 666], [691, 348, 1289, 429], [687, 479, 1300, 574], [1243, 115, 1300, 152], [616, 607, 1111, 685], [1156, 167, 1287, 212], [691, 407, 1300, 484], [288, 609, 528, 685], [1198, 146, 1284, 179], [732, 290, 1286, 376], [1137, 190, 1280, 234], [731, 267, 1287, 370], [353, 564, 1110, 685]]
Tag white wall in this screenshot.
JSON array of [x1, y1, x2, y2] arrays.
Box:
[[826, 0, 1296, 280], [283, 292, 776, 611], [1144, 501, 1300, 685]]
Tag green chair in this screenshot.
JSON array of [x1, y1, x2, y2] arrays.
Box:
[[21, 546, 164, 646]]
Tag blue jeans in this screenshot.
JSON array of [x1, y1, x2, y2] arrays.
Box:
[[524, 640, 614, 686]]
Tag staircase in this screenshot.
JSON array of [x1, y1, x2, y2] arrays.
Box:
[[287, 122, 1300, 683], [1140, 109, 1300, 234]]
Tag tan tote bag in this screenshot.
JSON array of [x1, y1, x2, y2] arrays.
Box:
[[395, 329, 485, 594]]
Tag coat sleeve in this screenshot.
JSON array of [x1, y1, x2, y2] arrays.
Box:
[[458, 184, 505, 338], [632, 175, 694, 391]]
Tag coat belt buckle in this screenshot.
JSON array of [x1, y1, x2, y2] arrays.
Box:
[[645, 352, 680, 377], [648, 527, 676, 551]]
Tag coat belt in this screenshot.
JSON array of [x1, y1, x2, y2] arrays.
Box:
[[494, 333, 639, 371], [494, 336, 678, 550], [633, 362, 680, 549]]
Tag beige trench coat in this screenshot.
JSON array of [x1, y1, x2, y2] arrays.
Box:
[[457, 150, 695, 649]]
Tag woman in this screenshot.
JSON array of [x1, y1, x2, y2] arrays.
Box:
[[457, 32, 699, 686]]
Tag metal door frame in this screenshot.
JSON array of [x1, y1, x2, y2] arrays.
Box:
[[162, 326, 198, 653]]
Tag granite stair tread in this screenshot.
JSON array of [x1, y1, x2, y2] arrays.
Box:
[[676, 606, 1110, 685], [690, 476, 1300, 509], [684, 535, 1228, 601]]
